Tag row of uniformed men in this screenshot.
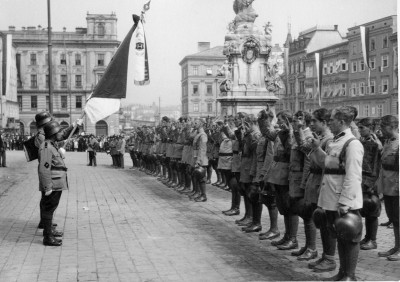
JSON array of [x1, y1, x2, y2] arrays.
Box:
[[129, 107, 399, 281]]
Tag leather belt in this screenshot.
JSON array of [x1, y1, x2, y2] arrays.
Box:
[[310, 168, 323, 174], [51, 166, 67, 171], [219, 153, 233, 157], [324, 168, 345, 175], [233, 150, 239, 154]]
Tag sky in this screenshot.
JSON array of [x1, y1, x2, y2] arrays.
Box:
[[0, 0, 397, 107]]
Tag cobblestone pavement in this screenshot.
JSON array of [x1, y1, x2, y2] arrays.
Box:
[[0, 151, 398, 282]]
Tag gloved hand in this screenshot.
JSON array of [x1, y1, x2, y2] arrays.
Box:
[[337, 204, 350, 217], [45, 189, 53, 196], [73, 119, 84, 127]]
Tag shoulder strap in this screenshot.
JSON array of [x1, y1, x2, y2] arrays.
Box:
[[338, 137, 357, 169]]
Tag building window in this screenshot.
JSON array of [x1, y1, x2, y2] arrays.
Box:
[[329, 63, 333, 74], [383, 36, 388, 48], [323, 63, 328, 75], [206, 84, 213, 95], [382, 78, 389, 93], [75, 54, 81, 65], [341, 83, 347, 96], [193, 103, 199, 112], [290, 64, 294, 74], [30, 53, 37, 65], [46, 96, 49, 111], [377, 104, 383, 116], [370, 38, 375, 51], [18, 96, 22, 111], [360, 60, 365, 72], [359, 82, 365, 95], [341, 60, 348, 71], [296, 63, 299, 73], [61, 96, 68, 110], [369, 80, 375, 94], [207, 103, 213, 113], [30, 75, 37, 88], [351, 83, 357, 96], [192, 66, 198, 76], [192, 84, 199, 95], [61, 75, 67, 88], [76, 96, 82, 109], [299, 81, 305, 93], [363, 105, 369, 117], [369, 57, 375, 69], [97, 73, 103, 83], [352, 43, 357, 54], [98, 24, 105, 37], [45, 53, 48, 65], [206, 67, 212, 75], [75, 75, 82, 87], [382, 55, 389, 68], [352, 61, 357, 73], [97, 54, 105, 66], [46, 74, 49, 88], [31, 96, 37, 110], [300, 62, 304, 72], [60, 53, 66, 65]]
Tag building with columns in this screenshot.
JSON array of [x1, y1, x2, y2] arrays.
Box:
[[179, 42, 225, 118], [1, 12, 120, 136]]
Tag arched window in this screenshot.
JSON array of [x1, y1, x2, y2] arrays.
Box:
[[95, 120, 108, 136]]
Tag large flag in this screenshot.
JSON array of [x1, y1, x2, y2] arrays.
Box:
[[85, 14, 150, 123], [360, 26, 371, 91], [315, 53, 323, 106]]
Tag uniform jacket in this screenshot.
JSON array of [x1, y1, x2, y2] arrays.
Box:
[[377, 135, 399, 196], [38, 140, 68, 192], [360, 134, 382, 191], [240, 128, 261, 183], [218, 135, 233, 170], [116, 139, 126, 154], [264, 125, 291, 186], [254, 136, 267, 182], [312, 128, 364, 210], [193, 130, 208, 167], [87, 138, 99, 152]]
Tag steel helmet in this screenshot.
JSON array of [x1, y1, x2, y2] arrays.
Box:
[[43, 121, 61, 139], [35, 111, 53, 128]]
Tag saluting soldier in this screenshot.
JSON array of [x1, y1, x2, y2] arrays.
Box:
[[376, 115, 399, 261], [308, 106, 364, 281]]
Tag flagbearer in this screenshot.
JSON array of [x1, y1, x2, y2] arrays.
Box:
[[39, 121, 70, 246]]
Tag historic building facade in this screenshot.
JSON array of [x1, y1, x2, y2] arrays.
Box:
[[1, 13, 120, 136], [0, 33, 19, 133], [283, 16, 398, 118], [179, 42, 225, 118]]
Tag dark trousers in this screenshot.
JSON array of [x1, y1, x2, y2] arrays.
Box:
[[384, 195, 400, 249], [88, 151, 96, 166], [40, 191, 62, 236], [0, 149, 5, 166], [119, 153, 124, 168]]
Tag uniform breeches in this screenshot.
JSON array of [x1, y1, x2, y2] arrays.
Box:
[[40, 191, 62, 220], [260, 182, 277, 209], [275, 184, 291, 216], [384, 195, 399, 227]]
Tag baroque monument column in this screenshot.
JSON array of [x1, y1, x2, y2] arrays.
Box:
[[217, 0, 281, 116]]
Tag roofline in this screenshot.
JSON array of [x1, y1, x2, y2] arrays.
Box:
[[307, 40, 349, 55], [179, 55, 225, 66], [348, 15, 397, 31]]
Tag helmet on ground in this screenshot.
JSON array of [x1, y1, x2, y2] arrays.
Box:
[[312, 207, 326, 229], [35, 112, 53, 128], [44, 121, 61, 139]]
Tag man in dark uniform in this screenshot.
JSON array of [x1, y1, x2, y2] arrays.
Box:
[[191, 118, 208, 202], [357, 118, 383, 250], [0, 133, 6, 167], [377, 115, 399, 261]]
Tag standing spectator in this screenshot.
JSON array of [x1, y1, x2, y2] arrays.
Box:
[[117, 136, 126, 169], [73, 139, 78, 152], [0, 133, 6, 167], [87, 135, 98, 166]]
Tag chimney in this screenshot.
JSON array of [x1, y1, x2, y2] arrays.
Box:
[[198, 42, 210, 53], [8, 26, 15, 32], [334, 25, 338, 31], [63, 27, 66, 32]]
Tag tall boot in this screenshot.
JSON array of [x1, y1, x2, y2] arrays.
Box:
[[219, 171, 228, 189], [237, 195, 253, 226], [325, 240, 346, 280], [272, 216, 290, 246], [195, 182, 207, 202], [259, 205, 280, 240], [341, 241, 359, 281], [243, 202, 262, 232], [43, 219, 62, 246], [298, 218, 318, 261], [206, 165, 212, 184], [212, 169, 222, 186], [277, 214, 299, 250]]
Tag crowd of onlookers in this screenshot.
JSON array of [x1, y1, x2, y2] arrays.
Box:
[[0, 134, 29, 151]]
